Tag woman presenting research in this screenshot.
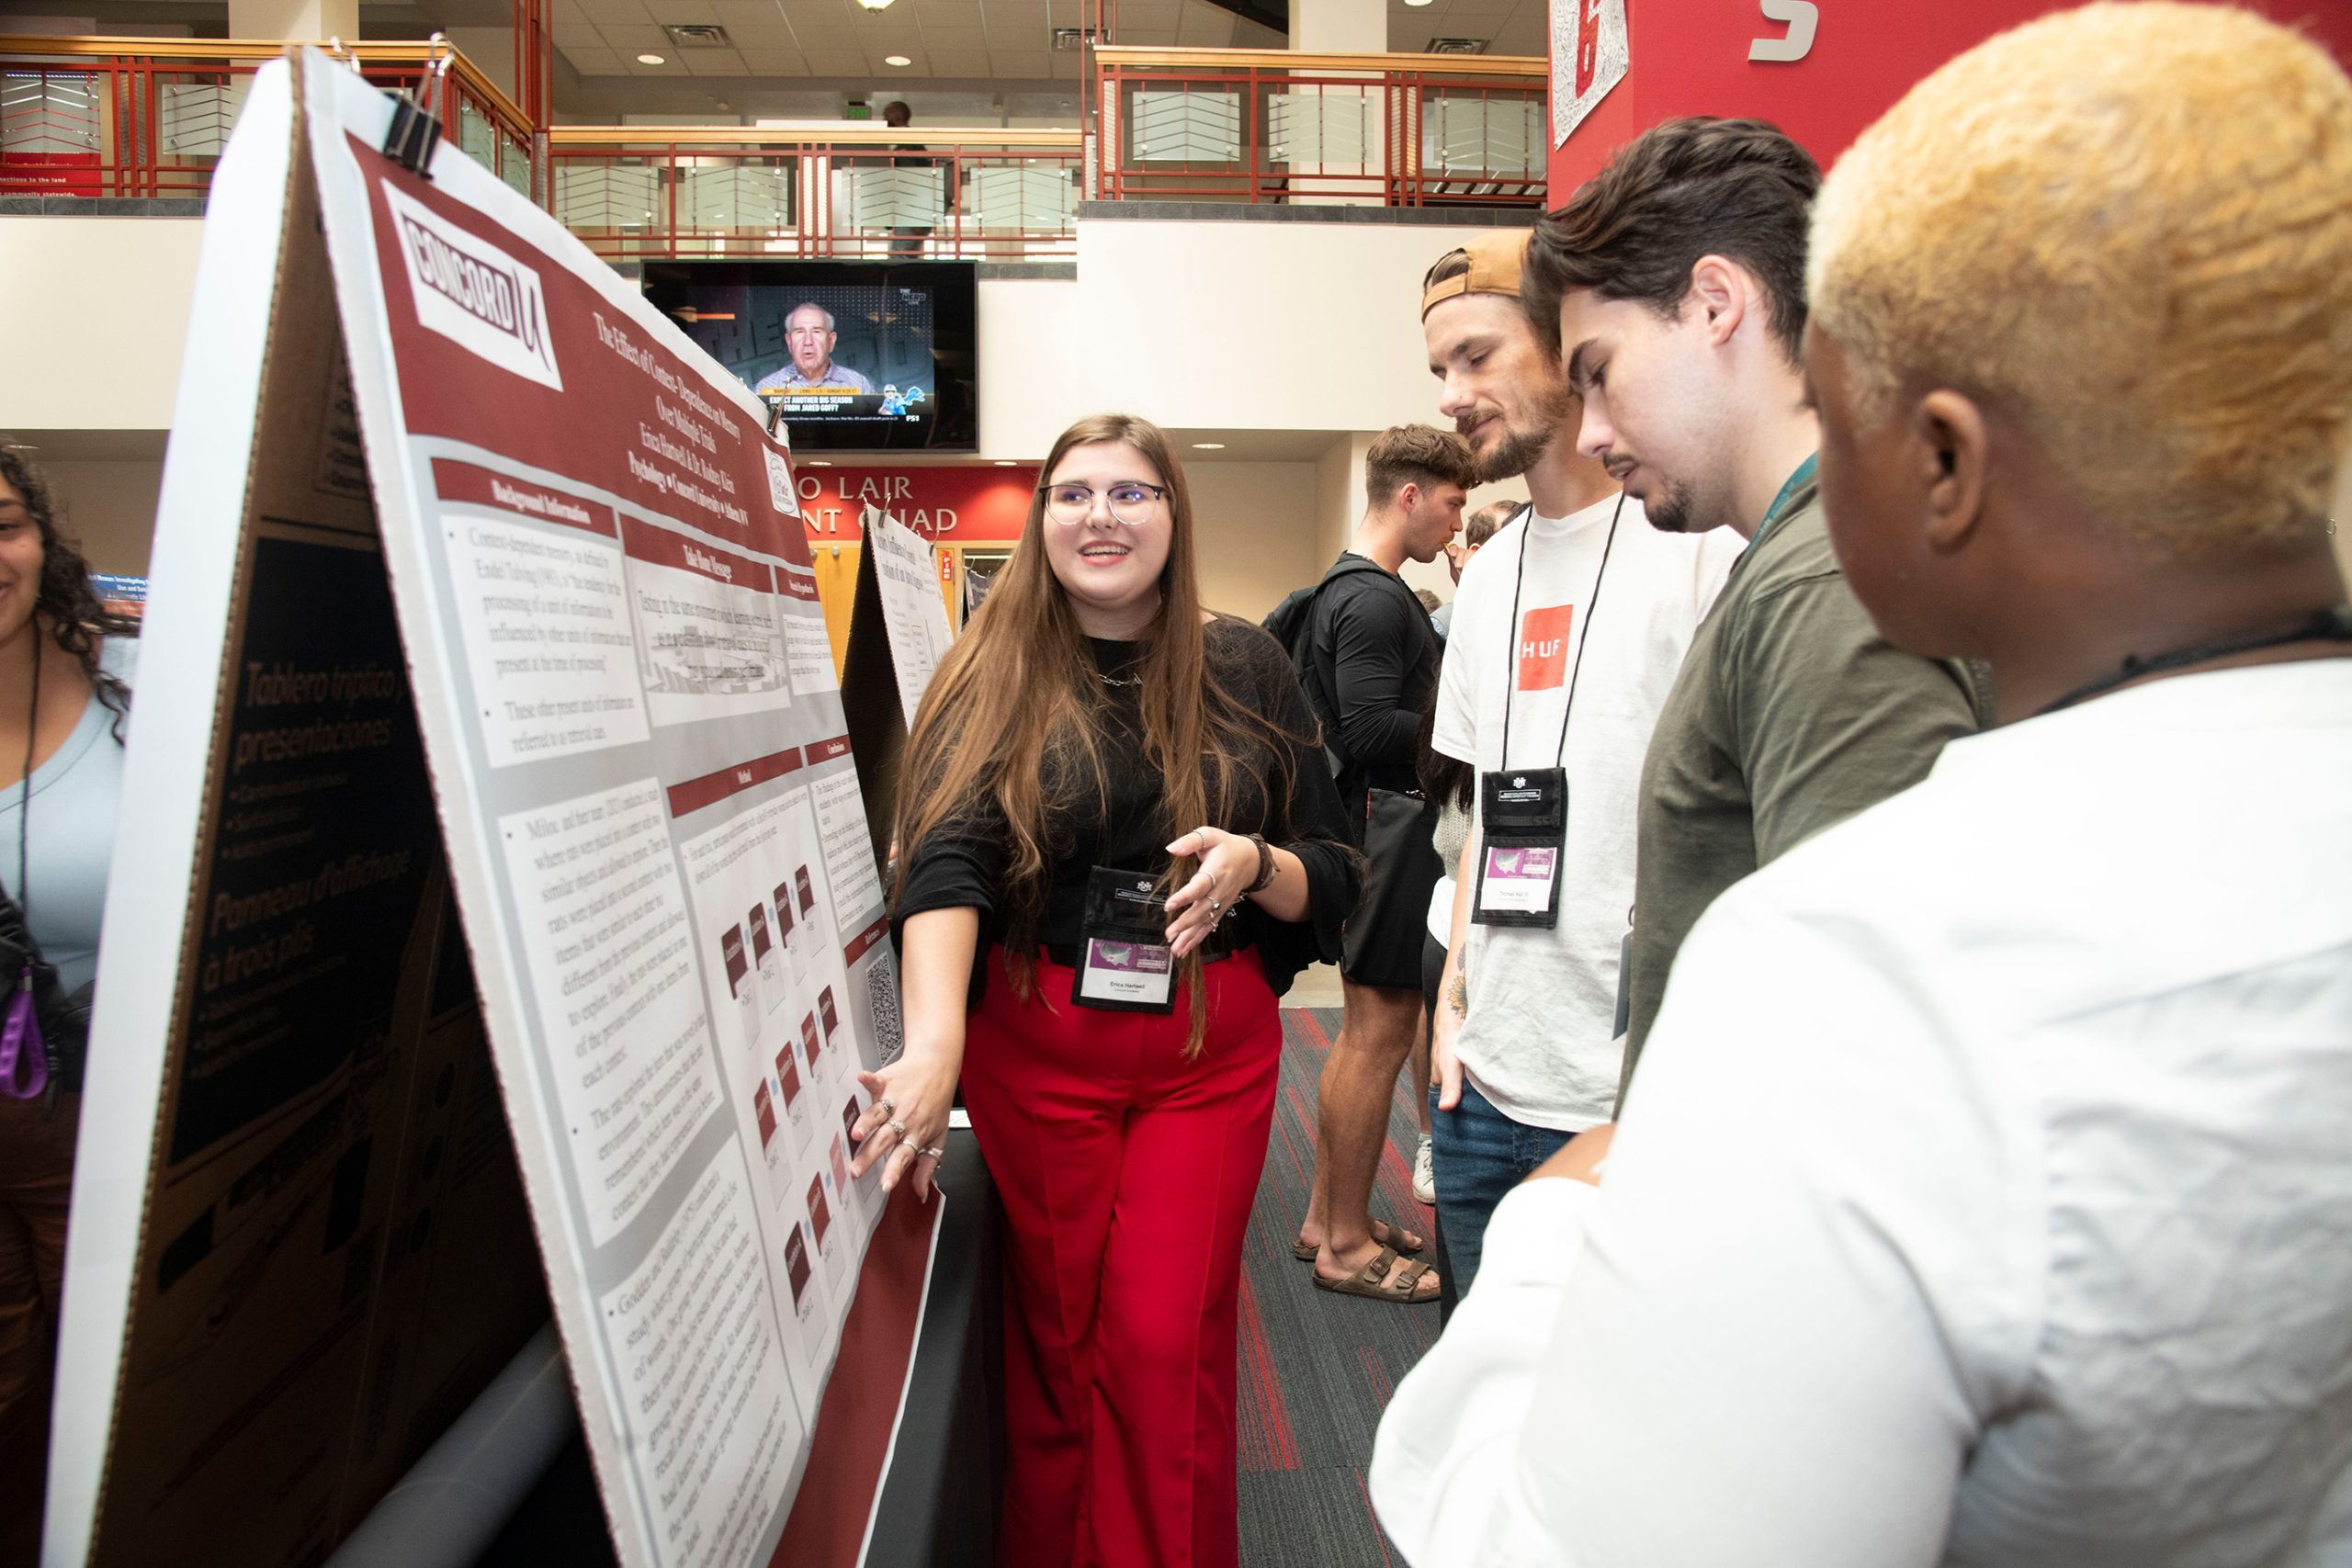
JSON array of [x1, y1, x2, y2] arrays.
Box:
[[849, 413, 1359, 1567]]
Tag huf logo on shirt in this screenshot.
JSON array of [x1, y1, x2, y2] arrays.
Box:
[[1517, 604, 1575, 691]]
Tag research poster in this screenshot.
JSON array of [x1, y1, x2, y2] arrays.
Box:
[[47, 63, 548, 1568], [861, 507, 956, 731], [53, 53, 929, 1568]]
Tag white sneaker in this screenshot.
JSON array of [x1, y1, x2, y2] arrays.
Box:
[[1412, 1135, 1436, 1205]]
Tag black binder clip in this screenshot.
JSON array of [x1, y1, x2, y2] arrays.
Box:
[[382, 33, 453, 178]]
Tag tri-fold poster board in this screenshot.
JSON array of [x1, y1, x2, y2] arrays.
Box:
[[51, 51, 935, 1568], [837, 507, 957, 873]]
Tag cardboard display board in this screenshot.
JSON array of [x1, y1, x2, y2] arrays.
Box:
[[836, 507, 956, 875], [53, 52, 933, 1568]]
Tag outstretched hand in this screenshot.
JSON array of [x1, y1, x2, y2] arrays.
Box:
[[848, 1050, 958, 1201]]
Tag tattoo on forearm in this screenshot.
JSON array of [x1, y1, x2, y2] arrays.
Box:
[[1446, 974, 1468, 1020]]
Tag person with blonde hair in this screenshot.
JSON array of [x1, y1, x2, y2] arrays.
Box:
[[852, 413, 1358, 1566], [1371, 5, 2352, 1563]]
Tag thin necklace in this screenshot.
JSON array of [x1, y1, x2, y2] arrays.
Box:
[[1094, 669, 1141, 688], [2034, 605, 2352, 716]]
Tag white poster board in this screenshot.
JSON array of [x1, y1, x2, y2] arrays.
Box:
[[861, 506, 956, 729], [52, 52, 927, 1568]]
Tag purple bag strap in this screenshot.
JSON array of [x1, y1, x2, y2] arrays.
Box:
[[0, 967, 46, 1100]]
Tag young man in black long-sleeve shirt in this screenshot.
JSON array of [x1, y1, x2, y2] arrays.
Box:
[[1294, 425, 1474, 1303]]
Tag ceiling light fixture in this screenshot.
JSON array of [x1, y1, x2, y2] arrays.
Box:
[[806, 459, 833, 467], [1191, 442, 1227, 450], [855, 0, 896, 10], [884, 53, 911, 66], [637, 51, 665, 63], [993, 459, 1017, 466], [1404, 0, 1434, 7]]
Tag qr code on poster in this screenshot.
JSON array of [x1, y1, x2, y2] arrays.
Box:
[[865, 949, 905, 1067]]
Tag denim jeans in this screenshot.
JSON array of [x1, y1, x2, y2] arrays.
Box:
[[1429, 1077, 1577, 1298]]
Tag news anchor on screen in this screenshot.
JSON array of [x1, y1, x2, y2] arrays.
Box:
[[755, 302, 876, 395]]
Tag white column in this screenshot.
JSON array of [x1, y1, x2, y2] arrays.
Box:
[[1284, 0, 1386, 204], [1287, 0, 1385, 52]]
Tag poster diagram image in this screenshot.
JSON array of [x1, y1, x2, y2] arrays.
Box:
[[772, 878, 806, 986], [818, 986, 840, 1051], [801, 1011, 823, 1082], [753, 1079, 777, 1150], [720, 921, 761, 1055], [621, 517, 793, 725], [784, 1224, 816, 1320], [774, 1046, 812, 1156], [828, 1134, 849, 1195], [747, 900, 784, 1011]]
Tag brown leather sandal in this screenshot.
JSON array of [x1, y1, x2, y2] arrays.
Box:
[[1291, 1218, 1425, 1262], [1312, 1245, 1439, 1304]]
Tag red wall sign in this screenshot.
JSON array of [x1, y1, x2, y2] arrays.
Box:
[[795, 466, 1036, 545], [1547, 1, 2352, 202]]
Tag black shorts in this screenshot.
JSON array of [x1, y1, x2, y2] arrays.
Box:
[[1340, 787, 1443, 991]]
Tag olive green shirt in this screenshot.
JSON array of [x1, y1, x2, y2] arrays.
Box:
[[1617, 462, 1993, 1100]]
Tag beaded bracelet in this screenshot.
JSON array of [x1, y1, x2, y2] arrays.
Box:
[[1245, 833, 1275, 895]]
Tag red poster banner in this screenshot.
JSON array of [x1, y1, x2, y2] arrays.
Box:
[[795, 466, 1035, 545]]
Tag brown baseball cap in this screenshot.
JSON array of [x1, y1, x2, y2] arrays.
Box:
[[1420, 230, 1532, 319]]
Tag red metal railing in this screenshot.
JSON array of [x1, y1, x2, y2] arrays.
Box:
[[0, 37, 535, 200], [1091, 46, 1546, 206], [545, 126, 1081, 262]]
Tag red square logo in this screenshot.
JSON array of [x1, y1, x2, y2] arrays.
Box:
[[1517, 604, 1574, 690]]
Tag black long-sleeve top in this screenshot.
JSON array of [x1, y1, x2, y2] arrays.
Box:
[[893, 616, 1361, 1000], [1314, 558, 1439, 795]]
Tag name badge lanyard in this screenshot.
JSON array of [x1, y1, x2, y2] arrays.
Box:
[[1473, 493, 1624, 929]]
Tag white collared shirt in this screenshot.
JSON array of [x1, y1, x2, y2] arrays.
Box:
[[1371, 660, 2352, 1568]]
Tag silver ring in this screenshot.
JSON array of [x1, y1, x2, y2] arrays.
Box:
[[876, 1096, 897, 1116], [918, 1145, 946, 1161], [887, 1117, 908, 1138]]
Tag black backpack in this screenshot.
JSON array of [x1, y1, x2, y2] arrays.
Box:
[[1261, 555, 1420, 800]]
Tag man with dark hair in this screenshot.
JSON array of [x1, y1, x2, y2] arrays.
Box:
[[1418, 230, 1740, 1295], [1428, 499, 1515, 640], [1524, 117, 1991, 1097], [1287, 423, 1472, 1304]]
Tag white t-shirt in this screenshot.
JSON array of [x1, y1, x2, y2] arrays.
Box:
[[1373, 660, 2352, 1567], [1431, 495, 1741, 1130]]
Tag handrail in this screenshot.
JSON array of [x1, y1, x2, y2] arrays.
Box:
[[0, 35, 533, 138], [1091, 45, 1545, 77], [546, 125, 1081, 150]]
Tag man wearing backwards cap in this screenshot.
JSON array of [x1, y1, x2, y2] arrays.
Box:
[[1408, 231, 1739, 1295]]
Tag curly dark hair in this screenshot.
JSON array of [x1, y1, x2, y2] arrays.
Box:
[[0, 447, 134, 739]]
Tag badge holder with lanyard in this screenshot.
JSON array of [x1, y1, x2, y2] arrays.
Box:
[[1472, 495, 1624, 930]]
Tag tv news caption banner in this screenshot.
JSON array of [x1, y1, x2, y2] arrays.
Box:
[[50, 54, 935, 1568], [48, 61, 548, 1568]]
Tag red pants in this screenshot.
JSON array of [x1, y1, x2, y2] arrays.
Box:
[[962, 948, 1281, 1568]]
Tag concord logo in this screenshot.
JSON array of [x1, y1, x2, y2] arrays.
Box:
[[383, 182, 563, 391]]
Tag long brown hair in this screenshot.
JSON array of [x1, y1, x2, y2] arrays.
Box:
[[892, 414, 1303, 1048]]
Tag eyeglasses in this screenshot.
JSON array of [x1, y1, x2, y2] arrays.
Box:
[[1038, 480, 1168, 526]]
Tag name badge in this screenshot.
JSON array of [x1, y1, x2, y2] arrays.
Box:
[[1074, 865, 1176, 1013], [1473, 767, 1566, 930]]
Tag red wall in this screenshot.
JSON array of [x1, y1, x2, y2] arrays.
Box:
[[1548, 0, 2352, 202], [794, 465, 1035, 545]]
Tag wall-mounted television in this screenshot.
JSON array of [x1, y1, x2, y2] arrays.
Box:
[[642, 260, 978, 454]]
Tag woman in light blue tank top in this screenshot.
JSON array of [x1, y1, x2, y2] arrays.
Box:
[[0, 448, 134, 1560]]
